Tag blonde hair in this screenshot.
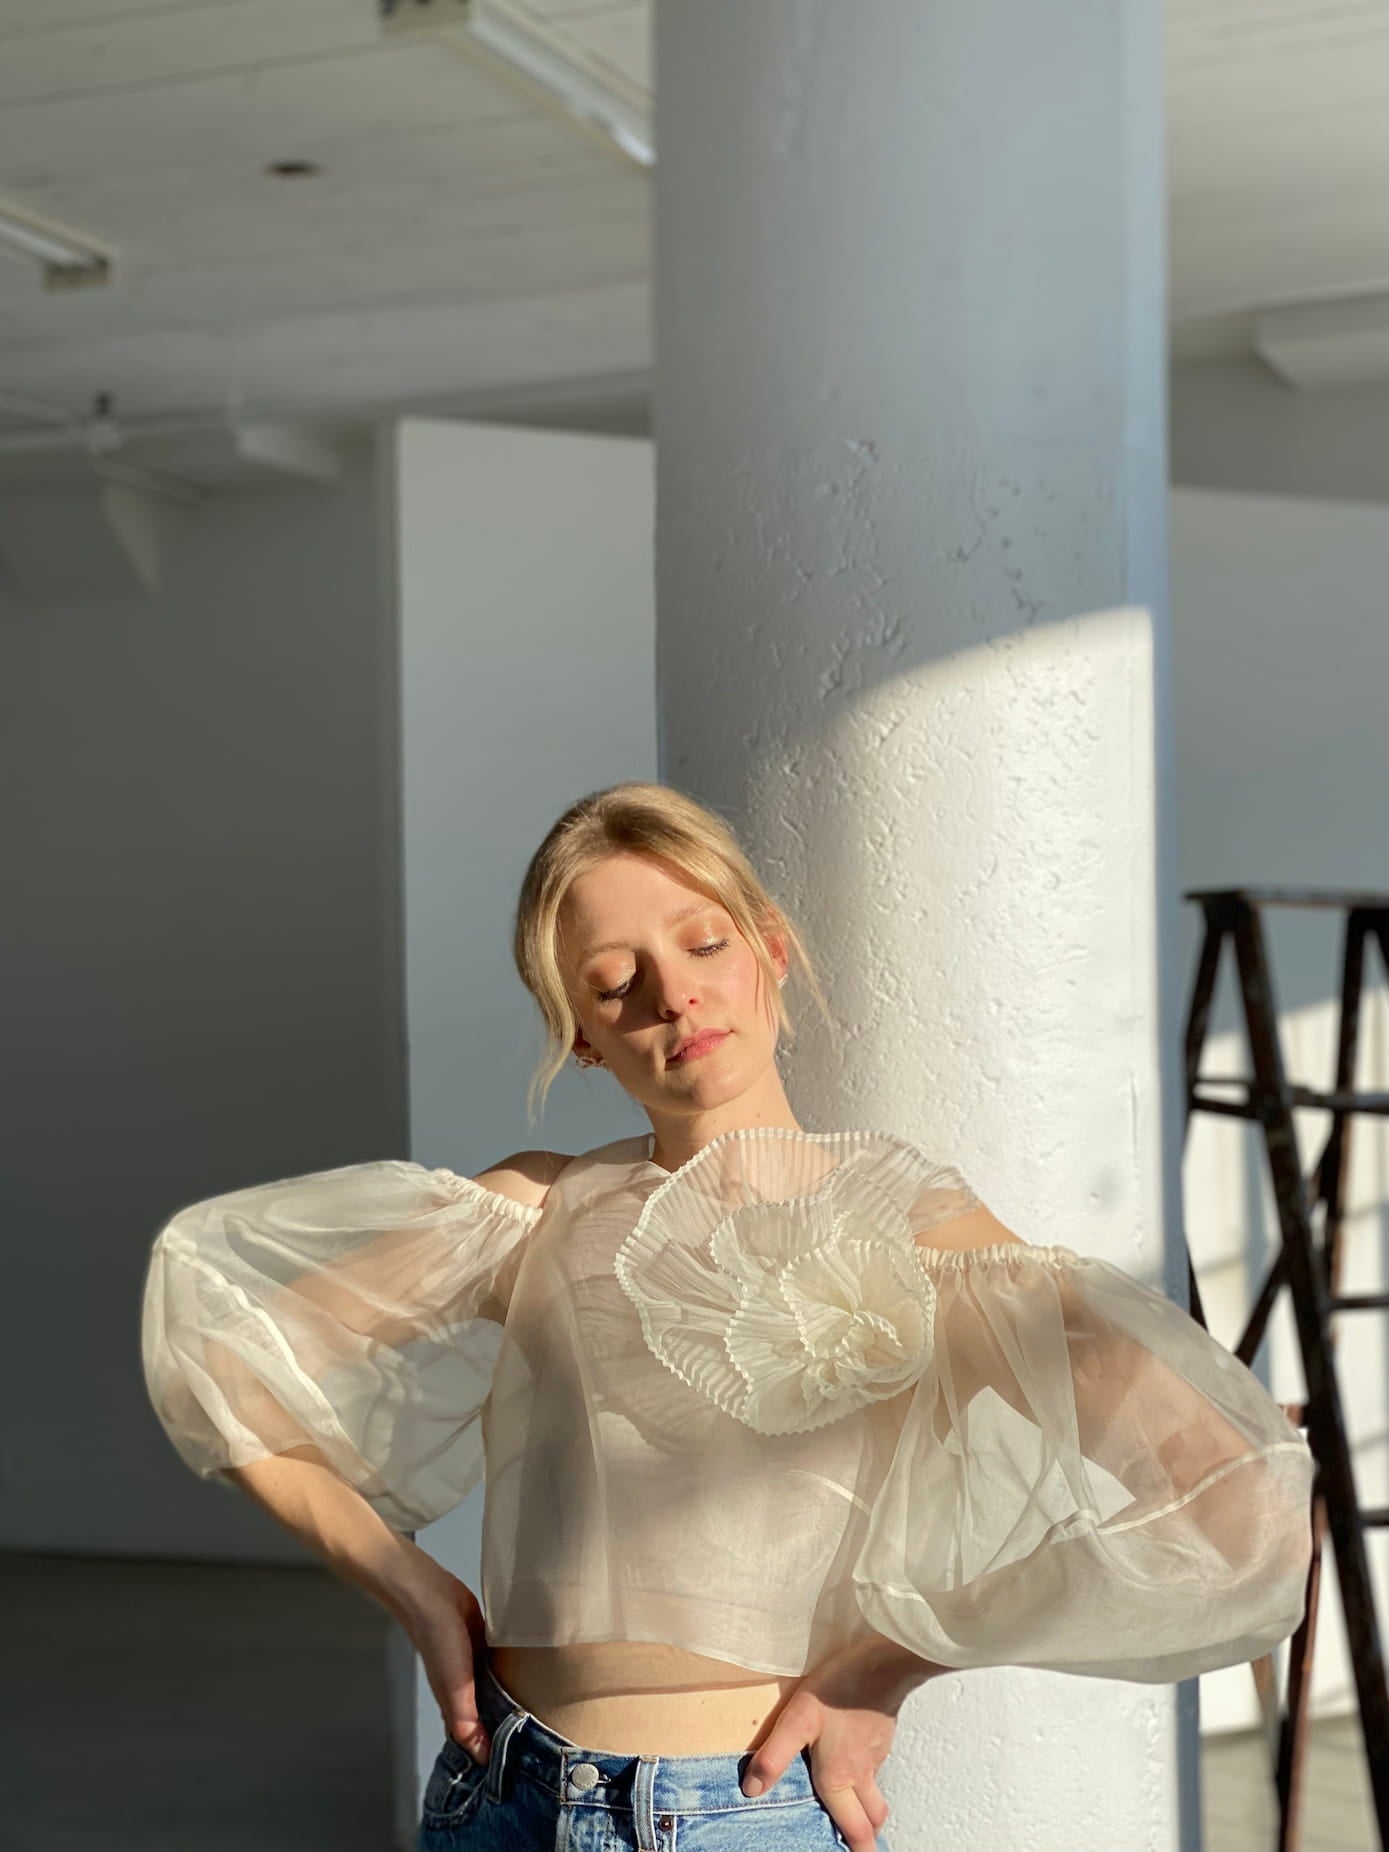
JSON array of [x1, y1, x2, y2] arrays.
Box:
[[512, 781, 831, 1125]]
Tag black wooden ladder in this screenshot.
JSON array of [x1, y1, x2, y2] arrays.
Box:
[[1182, 886, 1389, 1852]]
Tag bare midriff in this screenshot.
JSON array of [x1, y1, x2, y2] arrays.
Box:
[[485, 1641, 801, 1755]]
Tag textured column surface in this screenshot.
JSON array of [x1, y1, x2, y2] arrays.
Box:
[[654, 3, 1193, 1848]]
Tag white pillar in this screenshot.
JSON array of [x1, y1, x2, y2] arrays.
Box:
[[655, 4, 1193, 1849]]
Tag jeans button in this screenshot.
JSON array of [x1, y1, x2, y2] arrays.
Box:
[[569, 1761, 600, 1793]]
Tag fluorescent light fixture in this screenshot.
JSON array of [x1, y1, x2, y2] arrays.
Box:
[[0, 197, 112, 289], [380, 0, 652, 169], [467, 3, 652, 168]]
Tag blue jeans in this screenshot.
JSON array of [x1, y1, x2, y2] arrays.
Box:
[[417, 1649, 893, 1851]]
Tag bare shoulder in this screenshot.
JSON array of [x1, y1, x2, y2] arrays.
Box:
[[914, 1201, 1027, 1252], [469, 1149, 575, 1213]]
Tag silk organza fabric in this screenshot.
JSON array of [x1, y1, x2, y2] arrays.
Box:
[[141, 1158, 540, 1531], [849, 1241, 1315, 1679], [141, 1128, 1315, 1682]]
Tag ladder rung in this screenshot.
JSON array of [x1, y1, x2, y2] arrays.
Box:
[[1189, 1083, 1389, 1118], [1331, 1293, 1389, 1312], [1359, 1509, 1389, 1529], [1288, 1085, 1389, 1116], [1183, 885, 1389, 910], [1189, 1093, 1260, 1121]]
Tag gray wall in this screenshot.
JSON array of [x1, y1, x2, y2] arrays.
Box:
[[0, 417, 659, 1577], [1173, 358, 1389, 508], [1, 437, 403, 1561]]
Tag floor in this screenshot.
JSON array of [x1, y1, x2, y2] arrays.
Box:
[[2, 1551, 398, 1852], [1201, 1707, 1377, 1852], [1, 1552, 1377, 1852]]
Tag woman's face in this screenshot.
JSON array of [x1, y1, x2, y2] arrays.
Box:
[[559, 853, 787, 1114]]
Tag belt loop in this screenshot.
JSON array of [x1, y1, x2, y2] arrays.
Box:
[[485, 1703, 528, 1804], [631, 1753, 661, 1850]]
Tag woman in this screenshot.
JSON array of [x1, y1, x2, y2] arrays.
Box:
[[142, 781, 1316, 1852]]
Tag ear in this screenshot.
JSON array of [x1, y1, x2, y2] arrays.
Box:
[[765, 927, 790, 987]]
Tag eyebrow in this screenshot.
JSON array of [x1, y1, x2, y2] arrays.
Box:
[[582, 900, 717, 962]]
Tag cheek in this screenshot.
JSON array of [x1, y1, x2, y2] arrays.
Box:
[[726, 946, 769, 1011]]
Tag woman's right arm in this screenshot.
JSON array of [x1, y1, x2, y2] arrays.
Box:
[[225, 1445, 497, 1757], [227, 1152, 571, 1758], [222, 1444, 453, 1624], [141, 1151, 565, 1759]]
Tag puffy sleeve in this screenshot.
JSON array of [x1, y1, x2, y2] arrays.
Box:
[[140, 1158, 542, 1532], [851, 1227, 1318, 1683]]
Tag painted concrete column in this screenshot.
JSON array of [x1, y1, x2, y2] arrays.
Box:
[[654, 4, 1192, 1849]]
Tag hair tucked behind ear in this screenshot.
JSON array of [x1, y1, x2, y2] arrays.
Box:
[[512, 781, 832, 1126]]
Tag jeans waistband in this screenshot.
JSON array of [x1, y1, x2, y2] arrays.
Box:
[[459, 1649, 822, 1849]]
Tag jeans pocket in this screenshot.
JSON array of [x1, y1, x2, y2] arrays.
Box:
[[421, 1740, 489, 1828], [676, 1795, 851, 1850]]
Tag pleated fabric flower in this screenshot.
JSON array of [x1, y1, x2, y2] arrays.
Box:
[[613, 1129, 945, 1435]]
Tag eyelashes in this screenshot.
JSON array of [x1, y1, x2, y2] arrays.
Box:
[[596, 938, 730, 1004]]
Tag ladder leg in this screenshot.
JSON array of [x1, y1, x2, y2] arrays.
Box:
[[1229, 899, 1389, 1850], [1276, 1478, 1325, 1852], [1232, 1245, 1290, 1371], [1321, 909, 1369, 1288], [1182, 912, 1225, 1330], [1184, 910, 1224, 1152]]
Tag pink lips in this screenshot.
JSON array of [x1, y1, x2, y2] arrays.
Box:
[[669, 1030, 730, 1064]]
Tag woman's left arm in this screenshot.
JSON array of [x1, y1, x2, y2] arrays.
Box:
[[738, 1634, 952, 1852], [731, 1198, 1016, 1841]]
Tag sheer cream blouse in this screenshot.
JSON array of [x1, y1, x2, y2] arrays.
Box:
[[141, 1126, 1315, 1682]]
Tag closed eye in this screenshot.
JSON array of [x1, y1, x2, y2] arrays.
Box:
[[597, 938, 730, 1003]]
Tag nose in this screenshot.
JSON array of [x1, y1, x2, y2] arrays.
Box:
[[653, 957, 699, 1016]]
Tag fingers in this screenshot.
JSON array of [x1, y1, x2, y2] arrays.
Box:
[[821, 1786, 863, 1849], [428, 1654, 489, 1762], [445, 1680, 491, 1766], [740, 1706, 807, 1796], [742, 1744, 890, 1850], [410, 1596, 492, 1766], [843, 1774, 892, 1848], [803, 1769, 889, 1851], [863, 1780, 889, 1831], [438, 1648, 490, 1764]]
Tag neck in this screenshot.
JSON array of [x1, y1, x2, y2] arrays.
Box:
[[645, 1076, 801, 1174]]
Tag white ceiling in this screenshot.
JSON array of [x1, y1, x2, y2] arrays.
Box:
[[1167, 0, 1389, 349], [0, 0, 652, 479], [0, 0, 1384, 483]]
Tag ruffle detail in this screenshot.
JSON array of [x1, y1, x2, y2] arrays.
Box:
[[613, 1127, 980, 1435]]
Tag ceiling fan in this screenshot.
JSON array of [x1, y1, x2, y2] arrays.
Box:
[[0, 389, 246, 502]]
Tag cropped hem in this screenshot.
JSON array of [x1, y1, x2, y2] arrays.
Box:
[[486, 1626, 815, 1682]]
